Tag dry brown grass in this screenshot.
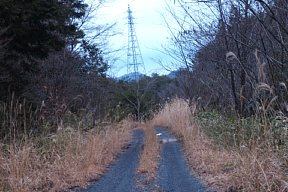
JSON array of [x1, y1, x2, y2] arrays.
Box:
[[152, 98, 288, 191], [0, 119, 134, 192], [137, 122, 160, 182], [230, 148, 288, 191]]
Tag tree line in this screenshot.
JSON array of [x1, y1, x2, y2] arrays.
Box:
[[166, 0, 288, 117], [0, 0, 121, 137]]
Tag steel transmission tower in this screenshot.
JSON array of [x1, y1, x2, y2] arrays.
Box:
[[127, 4, 145, 80]]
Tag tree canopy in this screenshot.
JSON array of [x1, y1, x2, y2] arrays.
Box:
[[0, 0, 87, 98]]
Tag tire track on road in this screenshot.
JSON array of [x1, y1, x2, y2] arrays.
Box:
[[80, 129, 144, 192], [156, 127, 206, 192]]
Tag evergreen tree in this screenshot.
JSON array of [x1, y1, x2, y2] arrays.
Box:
[[0, 0, 87, 99]]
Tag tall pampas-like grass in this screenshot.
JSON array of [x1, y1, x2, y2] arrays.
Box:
[[0, 119, 133, 192]]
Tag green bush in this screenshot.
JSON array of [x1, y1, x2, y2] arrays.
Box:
[[196, 110, 288, 155]]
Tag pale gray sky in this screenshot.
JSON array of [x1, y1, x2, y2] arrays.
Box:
[[95, 0, 176, 77]]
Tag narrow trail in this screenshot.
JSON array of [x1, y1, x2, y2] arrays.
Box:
[[79, 128, 206, 192], [156, 127, 206, 192]]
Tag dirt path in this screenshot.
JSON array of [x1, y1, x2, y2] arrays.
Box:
[[79, 128, 206, 192]]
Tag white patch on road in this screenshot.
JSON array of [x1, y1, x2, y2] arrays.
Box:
[[161, 138, 177, 143]]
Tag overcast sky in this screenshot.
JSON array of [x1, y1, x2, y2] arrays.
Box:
[[94, 0, 176, 77]]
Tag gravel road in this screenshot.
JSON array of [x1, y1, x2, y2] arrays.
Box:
[[80, 129, 144, 192], [80, 128, 206, 192]]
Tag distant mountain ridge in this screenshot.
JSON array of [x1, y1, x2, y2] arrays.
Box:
[[117, 71, 177, 81], [166, 71, 177, 79], [118, 72, 145, 81]]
